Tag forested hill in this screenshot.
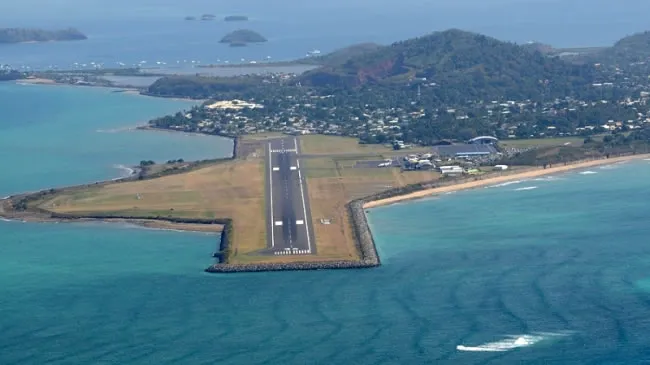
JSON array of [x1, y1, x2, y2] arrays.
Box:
[[299, 29, 596, 100], [298, 43, 382, 66], [592, 31, 650, 65], [0, 28, 87, 43]]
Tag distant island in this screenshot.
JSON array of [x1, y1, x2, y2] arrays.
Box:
[[184, 16, 196, 21], [0, 28, 87, 44], [219, 29, 267, 46], [224, 15, 249, 22], [201, 14, 216, 21]]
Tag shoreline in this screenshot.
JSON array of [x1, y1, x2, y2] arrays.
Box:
[[14, 78, 203, 102], [0, 211, 223, 233], [363, 154, 650, 209]]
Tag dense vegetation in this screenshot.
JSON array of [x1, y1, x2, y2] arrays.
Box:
[[146, 75, 272, 99], [219, 29, 267, 45], [299, 29, 596, 100], [591, 31, 650, 66], [298, 43, 382, 66], [0, 28, 87, 43]]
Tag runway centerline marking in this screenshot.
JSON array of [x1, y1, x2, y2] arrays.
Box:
[[290, 166, 297, 170], [272, 167, 279, 171], [296, 220, 304, 225], [274, 221, 283, 226]]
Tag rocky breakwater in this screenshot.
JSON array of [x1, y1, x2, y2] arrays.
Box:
[[205, 199, 380, 273]]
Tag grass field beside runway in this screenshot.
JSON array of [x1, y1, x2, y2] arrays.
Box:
[[34, 159, 268, 259], [299, 135, 432, 155]]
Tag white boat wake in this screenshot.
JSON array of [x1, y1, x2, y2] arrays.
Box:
[[457, 332, 572, 352]]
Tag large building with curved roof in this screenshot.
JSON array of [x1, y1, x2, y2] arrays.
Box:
[[469, 136, 499, 144]]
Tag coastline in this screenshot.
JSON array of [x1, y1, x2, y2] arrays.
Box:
[[0, 211, 223, 233], [14, 78, 203, 103], [363, 154, 650, 209]]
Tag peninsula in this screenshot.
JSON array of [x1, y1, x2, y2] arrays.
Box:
[[219, 29, 267, 46], [0, 28, 87, 44]]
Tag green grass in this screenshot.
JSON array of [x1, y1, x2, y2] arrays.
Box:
[[500, 137, 586, 148]]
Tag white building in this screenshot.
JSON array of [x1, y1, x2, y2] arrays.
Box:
[[439, 166, 464, 174]]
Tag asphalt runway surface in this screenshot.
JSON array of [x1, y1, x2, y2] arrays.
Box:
[[264, 137, 316, 256]]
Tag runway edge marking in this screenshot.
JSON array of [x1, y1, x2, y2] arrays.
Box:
[[268, 143, 275, 248], [295, 137, 313, 253]]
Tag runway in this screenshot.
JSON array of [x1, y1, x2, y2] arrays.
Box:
[[265, 137, 316, 255]]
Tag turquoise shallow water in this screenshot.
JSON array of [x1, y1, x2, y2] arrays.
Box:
[[0, 82, 232, 196], [3, 82, 650, 363]]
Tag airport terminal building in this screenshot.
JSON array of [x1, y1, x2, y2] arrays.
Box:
[[431, 136, 499, 158], [432, 144, 497, 158]]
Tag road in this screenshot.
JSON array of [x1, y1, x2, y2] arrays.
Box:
[[265, 137, 316, 256]]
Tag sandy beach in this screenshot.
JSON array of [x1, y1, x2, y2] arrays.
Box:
[[17, 78, 56, 85], [364, 154, 650, 209]]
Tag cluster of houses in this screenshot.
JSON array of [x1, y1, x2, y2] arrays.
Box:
[[164, 88, 650, 143], [150, 60, 650, 144]]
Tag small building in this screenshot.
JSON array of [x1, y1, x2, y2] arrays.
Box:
[[439, 166, 464, 174], [493, 165, 509, 171]]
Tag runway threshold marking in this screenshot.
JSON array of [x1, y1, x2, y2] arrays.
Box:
[[274, 221, 283, 226], [290, 166, 297, 170], [296, 220, 304, 225], [272, 167, 279, 171], [274, 249, 312, 255]]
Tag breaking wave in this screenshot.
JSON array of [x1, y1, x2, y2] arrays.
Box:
[[487, 180, 526, 188], [514, 186, 538, 191], [112, 164, 136, 181], [533, 176, 562, 182], [579, 171, 598, 175]]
